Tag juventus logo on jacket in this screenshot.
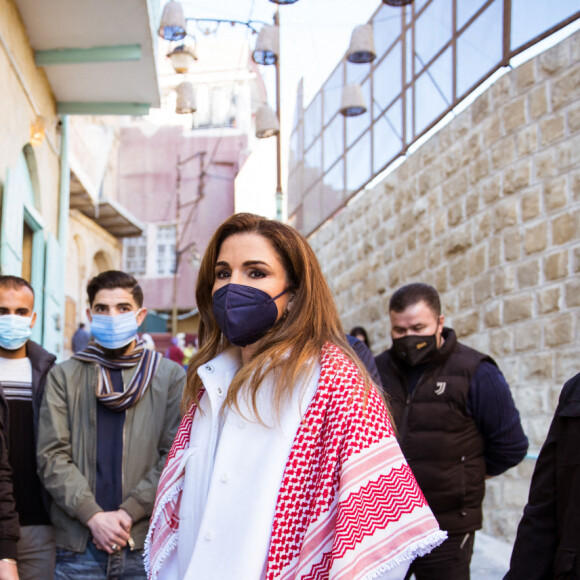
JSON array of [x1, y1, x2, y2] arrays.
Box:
[[434, 382, 446, 395]]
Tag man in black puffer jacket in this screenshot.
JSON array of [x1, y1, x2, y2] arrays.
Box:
[[375, 283, 528, 580]]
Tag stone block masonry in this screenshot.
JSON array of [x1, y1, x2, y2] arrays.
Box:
[[308, 29, 580, 543]]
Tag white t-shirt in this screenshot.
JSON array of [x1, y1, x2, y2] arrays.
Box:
[[0, 356, 33, 399]]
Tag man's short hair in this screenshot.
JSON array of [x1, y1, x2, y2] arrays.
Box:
[[87, 270, 143, 308], [389, 283, 441, 317], [0, 275, 35, 299]]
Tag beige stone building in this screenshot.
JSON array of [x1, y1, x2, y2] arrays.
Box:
[[1, 0, 160, 359], [306, 29, 580, 541]]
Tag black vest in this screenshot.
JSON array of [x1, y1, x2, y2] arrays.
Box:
[[375, 328, 494, 533]]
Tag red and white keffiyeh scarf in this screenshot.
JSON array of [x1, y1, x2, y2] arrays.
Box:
[[145, 343, 445, 579]]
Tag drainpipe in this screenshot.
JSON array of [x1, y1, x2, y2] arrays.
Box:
[[58, 115, 70, 247], [56, 115, 70, 353]]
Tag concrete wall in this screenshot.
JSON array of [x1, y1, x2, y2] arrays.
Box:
[[309, 30, 580, 541]]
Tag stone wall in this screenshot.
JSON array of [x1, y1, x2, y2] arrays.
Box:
[[309, 30, 580, 541]]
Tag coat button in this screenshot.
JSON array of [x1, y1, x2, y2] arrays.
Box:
[[205, 531, 213, 541], [220, 473, 229, 483], [216, 387, 223, 396], [460, 511, 467, 517], [460, 456, 466, 462], [204, 364, 214, 373]]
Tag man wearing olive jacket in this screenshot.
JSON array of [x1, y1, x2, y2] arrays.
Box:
[[37, 271, 185, 579], [375, 283, 528, 580]]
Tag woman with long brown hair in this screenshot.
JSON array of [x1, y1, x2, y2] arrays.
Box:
[[145, 213, 445, 580]]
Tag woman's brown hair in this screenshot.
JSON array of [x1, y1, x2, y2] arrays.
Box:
[[182, 213, 371, 418]]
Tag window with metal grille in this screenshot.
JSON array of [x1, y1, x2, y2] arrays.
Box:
[[123, 235, 147, 276], [156, 225, 177, 276]]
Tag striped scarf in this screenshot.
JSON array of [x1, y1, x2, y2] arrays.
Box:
[[145, 343, 446, 579], [73, 339, 163, 411]]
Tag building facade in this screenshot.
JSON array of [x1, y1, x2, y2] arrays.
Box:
[[119, 35, 268, 335], [301, 16, 580, 542], [1, 0, 161, 359]]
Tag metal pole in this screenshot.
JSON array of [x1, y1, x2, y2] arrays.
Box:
[[171, 156, 181, 335], [274, 9, 283, 221]]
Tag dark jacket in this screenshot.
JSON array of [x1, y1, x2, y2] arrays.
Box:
[[0, 390, 19, 559], [347, 335, 382, 388], [27, 340, 57, 444], [506, 372, 580, 580], [0, 340, 56, 559], [376, 328, 493, 533]]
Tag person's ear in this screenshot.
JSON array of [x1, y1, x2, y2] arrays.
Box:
[[136, 308, 148, 327], [30, 312, 37, 329], [86, 308, 93, 323]]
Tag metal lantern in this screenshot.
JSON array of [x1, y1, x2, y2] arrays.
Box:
[[347, 24, 376, 64], [159, 1, 186, 41], [168, 44, 197, 74], [175, 81, 196, 114], [252, 24, 279, 66], [339, 84, 367, 117], [30, 116, 46, 147], [383, 0, 413, 5], [255, 105, 279, 138]]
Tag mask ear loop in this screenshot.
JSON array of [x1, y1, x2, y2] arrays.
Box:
[[433, 318, 442, 348], [271, 288, 290, 302], [274, 288, 294, 325]]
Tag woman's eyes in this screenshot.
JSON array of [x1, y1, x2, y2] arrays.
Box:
[[215, 269, 266, 279]]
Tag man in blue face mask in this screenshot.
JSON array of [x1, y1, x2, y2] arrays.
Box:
[[0, 275, 57, 580], [37, 270, 185, 580]]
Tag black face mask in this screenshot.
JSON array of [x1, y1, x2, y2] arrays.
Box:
[[392, 333, 438, 367]]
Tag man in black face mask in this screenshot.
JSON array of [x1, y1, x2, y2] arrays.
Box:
[[375, 283, 528, 580]]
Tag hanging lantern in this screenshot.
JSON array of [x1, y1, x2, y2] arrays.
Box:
[[347, 24, 376, 64], [30, 116, 46, 147], [168, 44, 197, 73], [339, 84, 367, 117], [252, 25, 279, 66], [383, 0, 413, 5], [255, 105, 279, 138], [176, 81, 196, 114], [159, 1, 186, 41]]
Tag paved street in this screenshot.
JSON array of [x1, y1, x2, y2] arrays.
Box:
[[407, 532, 512, 579], [470, 532, 512, 579]]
